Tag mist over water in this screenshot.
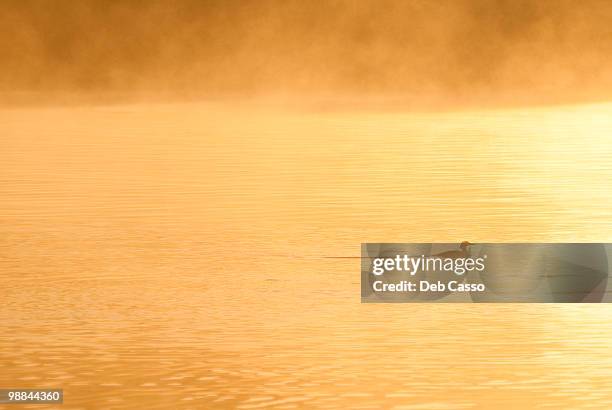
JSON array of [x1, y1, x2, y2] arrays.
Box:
[[3, 0, 612, 107], [3, 3, 612, 409]]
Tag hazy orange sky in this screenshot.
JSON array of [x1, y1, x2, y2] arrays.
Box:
[[2, 0, 612, 106]]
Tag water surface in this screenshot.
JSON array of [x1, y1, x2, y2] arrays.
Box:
[[2, 102, 612, 408]]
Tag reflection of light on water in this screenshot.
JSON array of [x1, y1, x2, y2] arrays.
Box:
[[2, 101, 612, 408], [552, 304, 612, 323]]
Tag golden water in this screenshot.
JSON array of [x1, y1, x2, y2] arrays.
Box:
[[2, 102, 612, 409]]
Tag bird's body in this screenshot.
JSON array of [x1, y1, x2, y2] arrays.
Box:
[[433, 241, 472, 259]]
